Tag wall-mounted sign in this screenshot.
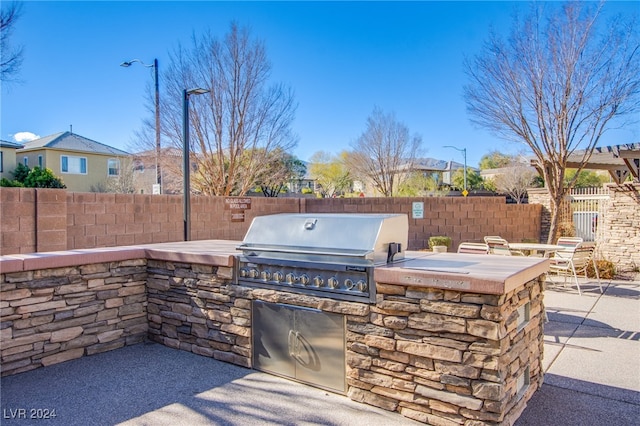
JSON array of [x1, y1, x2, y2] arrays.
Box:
[[412, 201, 424, 219], [224, 197, 252, 210], [231, 212, 245, 223]]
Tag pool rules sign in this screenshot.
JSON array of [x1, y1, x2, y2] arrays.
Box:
[[224, 197, 251, 222]]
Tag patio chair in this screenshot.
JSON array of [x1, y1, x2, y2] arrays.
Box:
[[484, 237, 525, 256], [547, 243, 603, 296], [457, 242, 489, 255], [556, 237, 583, 249]]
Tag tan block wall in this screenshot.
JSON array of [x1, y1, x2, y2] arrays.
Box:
[[0, 259, 148, 376], [306, 197, 542, 251], [1, 188, 37, 255], [0, 188, 542, 255]]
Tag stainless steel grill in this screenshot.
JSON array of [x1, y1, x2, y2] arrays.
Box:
[[234, 213, 408, 303]]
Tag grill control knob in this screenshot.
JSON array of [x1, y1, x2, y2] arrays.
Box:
[[328, 277, 339, 289], [299, 274, 310, 286], [249, 269, 259, 279], [285, 273, 296, 285], [313, 276, 324, 287], [344, 279, 354, 290], [239, 268, 250, 278], [357, 280, 368, 292], [260, 270, 271, 281], [273, 271, 284, 282]]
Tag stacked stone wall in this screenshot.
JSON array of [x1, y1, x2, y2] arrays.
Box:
[[346, 278, 544, 425], [146, 258, 545, 425], [600, 183, 640, 271], [145, 260, 250, 367], [529, 183, 640, 271], [0, 259, 148, 376]]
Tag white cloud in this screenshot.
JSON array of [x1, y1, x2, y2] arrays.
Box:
[[13, 132, 40, 142]]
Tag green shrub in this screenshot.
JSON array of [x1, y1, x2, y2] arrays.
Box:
[[0, 177, 23, 187], [428, 236, 452, 249], [23, 167, 66, 188], [301, 187, 313, 194], [11, 163, 30, 183]]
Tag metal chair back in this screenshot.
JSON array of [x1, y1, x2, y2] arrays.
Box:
[[457, 242, 489, 255]]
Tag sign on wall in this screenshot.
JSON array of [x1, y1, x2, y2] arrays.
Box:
[[225, 197, 251, 222], [412, 201, 424, 219]]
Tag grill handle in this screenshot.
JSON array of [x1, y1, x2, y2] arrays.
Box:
[[387, 242, 402, 263], [238, 245, 373, 258]]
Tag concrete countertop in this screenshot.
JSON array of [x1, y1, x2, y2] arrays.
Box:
[[375, 251, 550, 295], [1, 242, 549, 296], [0, 240, 241, 273]]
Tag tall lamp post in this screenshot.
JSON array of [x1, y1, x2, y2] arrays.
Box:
[[183, 87, 210, 241], [121, 58, 161, 193], [443, 145, 467, 195]]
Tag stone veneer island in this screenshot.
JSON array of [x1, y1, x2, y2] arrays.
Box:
[[1, 241, 548, 425]]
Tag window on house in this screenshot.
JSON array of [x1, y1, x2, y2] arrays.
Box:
[[23, 157, 28, 166], [0, 151, 3, 172], [38, 155, 43, 168], [108, 158, 120, 177], [61, 155, 87, 174]]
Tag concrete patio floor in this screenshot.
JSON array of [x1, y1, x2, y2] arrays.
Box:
[[1, 276, 638, 426]]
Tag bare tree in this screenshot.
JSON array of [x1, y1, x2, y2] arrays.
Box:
[[346, 107, 422, 197], [464, 2, 640, 242], [493, 161, 537, 204], [1, 1, 24, 82], [90, 157, 137, 194], [159, 23, 298, 196]]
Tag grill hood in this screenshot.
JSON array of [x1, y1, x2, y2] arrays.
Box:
[[238, 213, 408, 265]]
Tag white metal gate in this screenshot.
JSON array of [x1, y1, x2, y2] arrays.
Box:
[[566, 187, 610, 243]]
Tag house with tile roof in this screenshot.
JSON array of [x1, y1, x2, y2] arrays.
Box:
[[0, 140, 25, 180], [17, 132, 130, 192]]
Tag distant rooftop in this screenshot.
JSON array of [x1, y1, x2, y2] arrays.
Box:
[[0, 140, 24, 149], [19, 132, 129, 156]]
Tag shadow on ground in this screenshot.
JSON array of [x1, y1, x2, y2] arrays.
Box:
[[515, 374, 640, 426], [0, 342, 419, 426]]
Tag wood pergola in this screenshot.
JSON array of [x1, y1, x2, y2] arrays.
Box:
[[565, 143, 640, 184]]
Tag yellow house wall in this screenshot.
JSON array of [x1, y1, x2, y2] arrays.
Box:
[[17, 148, 127, 192], [0, 148, 18, 179]]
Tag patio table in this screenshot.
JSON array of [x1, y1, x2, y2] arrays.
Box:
[[508, 243, 566, 258]]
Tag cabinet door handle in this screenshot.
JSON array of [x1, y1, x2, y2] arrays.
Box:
[[288, 330, 302, 360], [294, 331, 301, 358], [288, 329, 295, 357]]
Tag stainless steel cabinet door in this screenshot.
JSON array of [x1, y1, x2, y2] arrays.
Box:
[[252, 301, 296, 379], [252, 301, 346, 394], [293, 306, 345, 393]]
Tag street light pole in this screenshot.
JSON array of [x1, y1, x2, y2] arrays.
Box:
[[443, 145, 467, 194], [183, 87, 210, 241], [121, 58, 161, 193]]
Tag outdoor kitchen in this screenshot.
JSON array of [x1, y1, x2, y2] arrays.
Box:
[[1, 213, 548, 425]]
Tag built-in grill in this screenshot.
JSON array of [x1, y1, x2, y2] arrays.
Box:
[[234, 213, 408, 303]]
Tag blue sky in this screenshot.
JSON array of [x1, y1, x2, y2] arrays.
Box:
[[2, 1, 638, 167]]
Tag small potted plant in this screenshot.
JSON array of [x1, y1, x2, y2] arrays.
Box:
[[429, 236, 452, 253]]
